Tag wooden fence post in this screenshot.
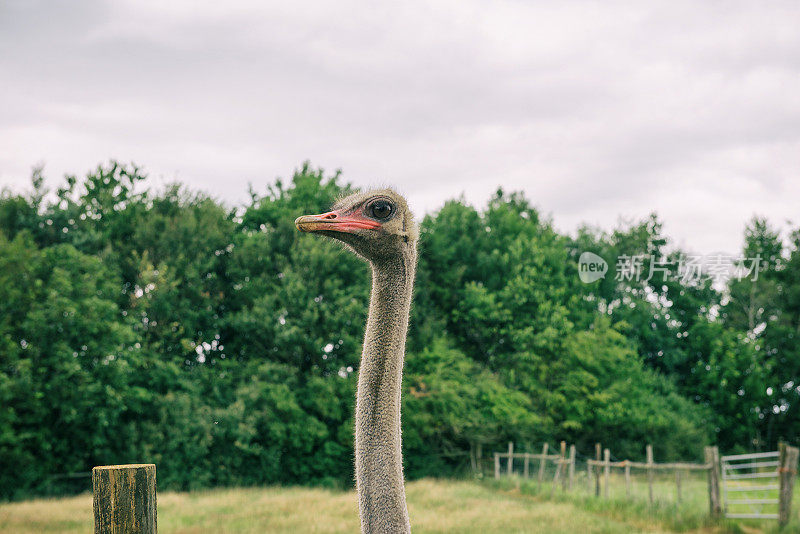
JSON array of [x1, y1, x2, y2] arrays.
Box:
[[646, 444, 654, 505], [594, 443, 601, 496], [507, 442, 514, 476], [93, 464, 156, 534], [704, 446, 721, 518], [603, 448, 610, 498], [779, 443, 799, 527], [624, 460, 631, 497], [552, 446, 563, 495], [560, 441, 568, 492], [494, 452, 500, 479], [568, 444, 576, 490], [538, 443, 549, 482], [523, 452, 530, 479]]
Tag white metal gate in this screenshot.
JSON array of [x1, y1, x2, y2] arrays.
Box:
[[720, 451, 780, 520]]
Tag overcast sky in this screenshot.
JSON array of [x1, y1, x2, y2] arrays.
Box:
[[1, 0, 798, 255]]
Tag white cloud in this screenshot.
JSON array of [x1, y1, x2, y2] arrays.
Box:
[[1, 0, 798, 254]]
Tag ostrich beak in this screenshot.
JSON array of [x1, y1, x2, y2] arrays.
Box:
[[295, 210, 381, 233]]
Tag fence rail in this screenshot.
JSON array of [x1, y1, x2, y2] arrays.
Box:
[[586, 460, 710, 470], [494, 441, 579, 491]]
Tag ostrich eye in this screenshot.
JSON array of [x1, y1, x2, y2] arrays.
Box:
[[367, 199, 394, 220]]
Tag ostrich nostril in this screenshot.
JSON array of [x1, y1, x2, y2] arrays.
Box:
[[321, 212, 337, 219]]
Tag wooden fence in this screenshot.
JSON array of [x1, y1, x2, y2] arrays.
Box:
[[88, 444, 797, 530], [493, 442, 798, 527], [586, 444, 716, 509], [493, 441, 567, 485]]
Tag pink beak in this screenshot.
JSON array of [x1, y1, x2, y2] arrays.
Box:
[[295, 209, 381, 233]]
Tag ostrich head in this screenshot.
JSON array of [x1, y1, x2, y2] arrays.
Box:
[[295, 188, 419, 263]]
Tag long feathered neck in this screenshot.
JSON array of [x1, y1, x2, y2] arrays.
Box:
[[355, 248, 416, 534]]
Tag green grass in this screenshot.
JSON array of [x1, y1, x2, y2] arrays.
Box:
[[488, 467, 800, 534], [0, 476, 797, 533]]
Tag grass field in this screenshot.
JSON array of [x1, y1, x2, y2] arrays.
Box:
[[491, 470, 800, 534], [0, 476, 797, 533]]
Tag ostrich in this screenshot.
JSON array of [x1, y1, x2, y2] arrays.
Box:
[[295, 189, 418, 534]]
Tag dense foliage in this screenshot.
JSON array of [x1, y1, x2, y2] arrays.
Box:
[[0, 162, 796, 499]]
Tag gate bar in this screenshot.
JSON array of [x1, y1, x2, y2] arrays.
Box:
[[722, 451, 779, 461]]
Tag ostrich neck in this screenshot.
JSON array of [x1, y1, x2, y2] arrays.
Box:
[[356, 251, 415, 534]]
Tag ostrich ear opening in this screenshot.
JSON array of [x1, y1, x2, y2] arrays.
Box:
[[295, 210, 381, 233]]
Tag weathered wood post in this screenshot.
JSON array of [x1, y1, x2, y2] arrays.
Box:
[[594, 443, 601, 497], [779, 443, 799, 527], [560, 441, 568, 492], [568, 444, 576, 490], [538, 443, 549, 482], [494, 452, 500, 479], [624, 460, 631, 497], [603, 448, 610, 498], [646, 444, 654, 505], [551, 444, 563, 495], [523, 452, 530, 479], [470, 442, 477, 473], [507, 442, 514, 476], [93, 464, 156, 534], [704, 446, 721, 518]]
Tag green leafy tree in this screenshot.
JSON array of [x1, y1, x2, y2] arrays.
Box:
[[0, 232, 136, 498]]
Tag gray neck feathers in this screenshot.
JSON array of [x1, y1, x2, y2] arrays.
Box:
[[355, 247, 416, 534]]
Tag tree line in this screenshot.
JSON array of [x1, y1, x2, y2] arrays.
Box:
[[0, 162, 797, 499]]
